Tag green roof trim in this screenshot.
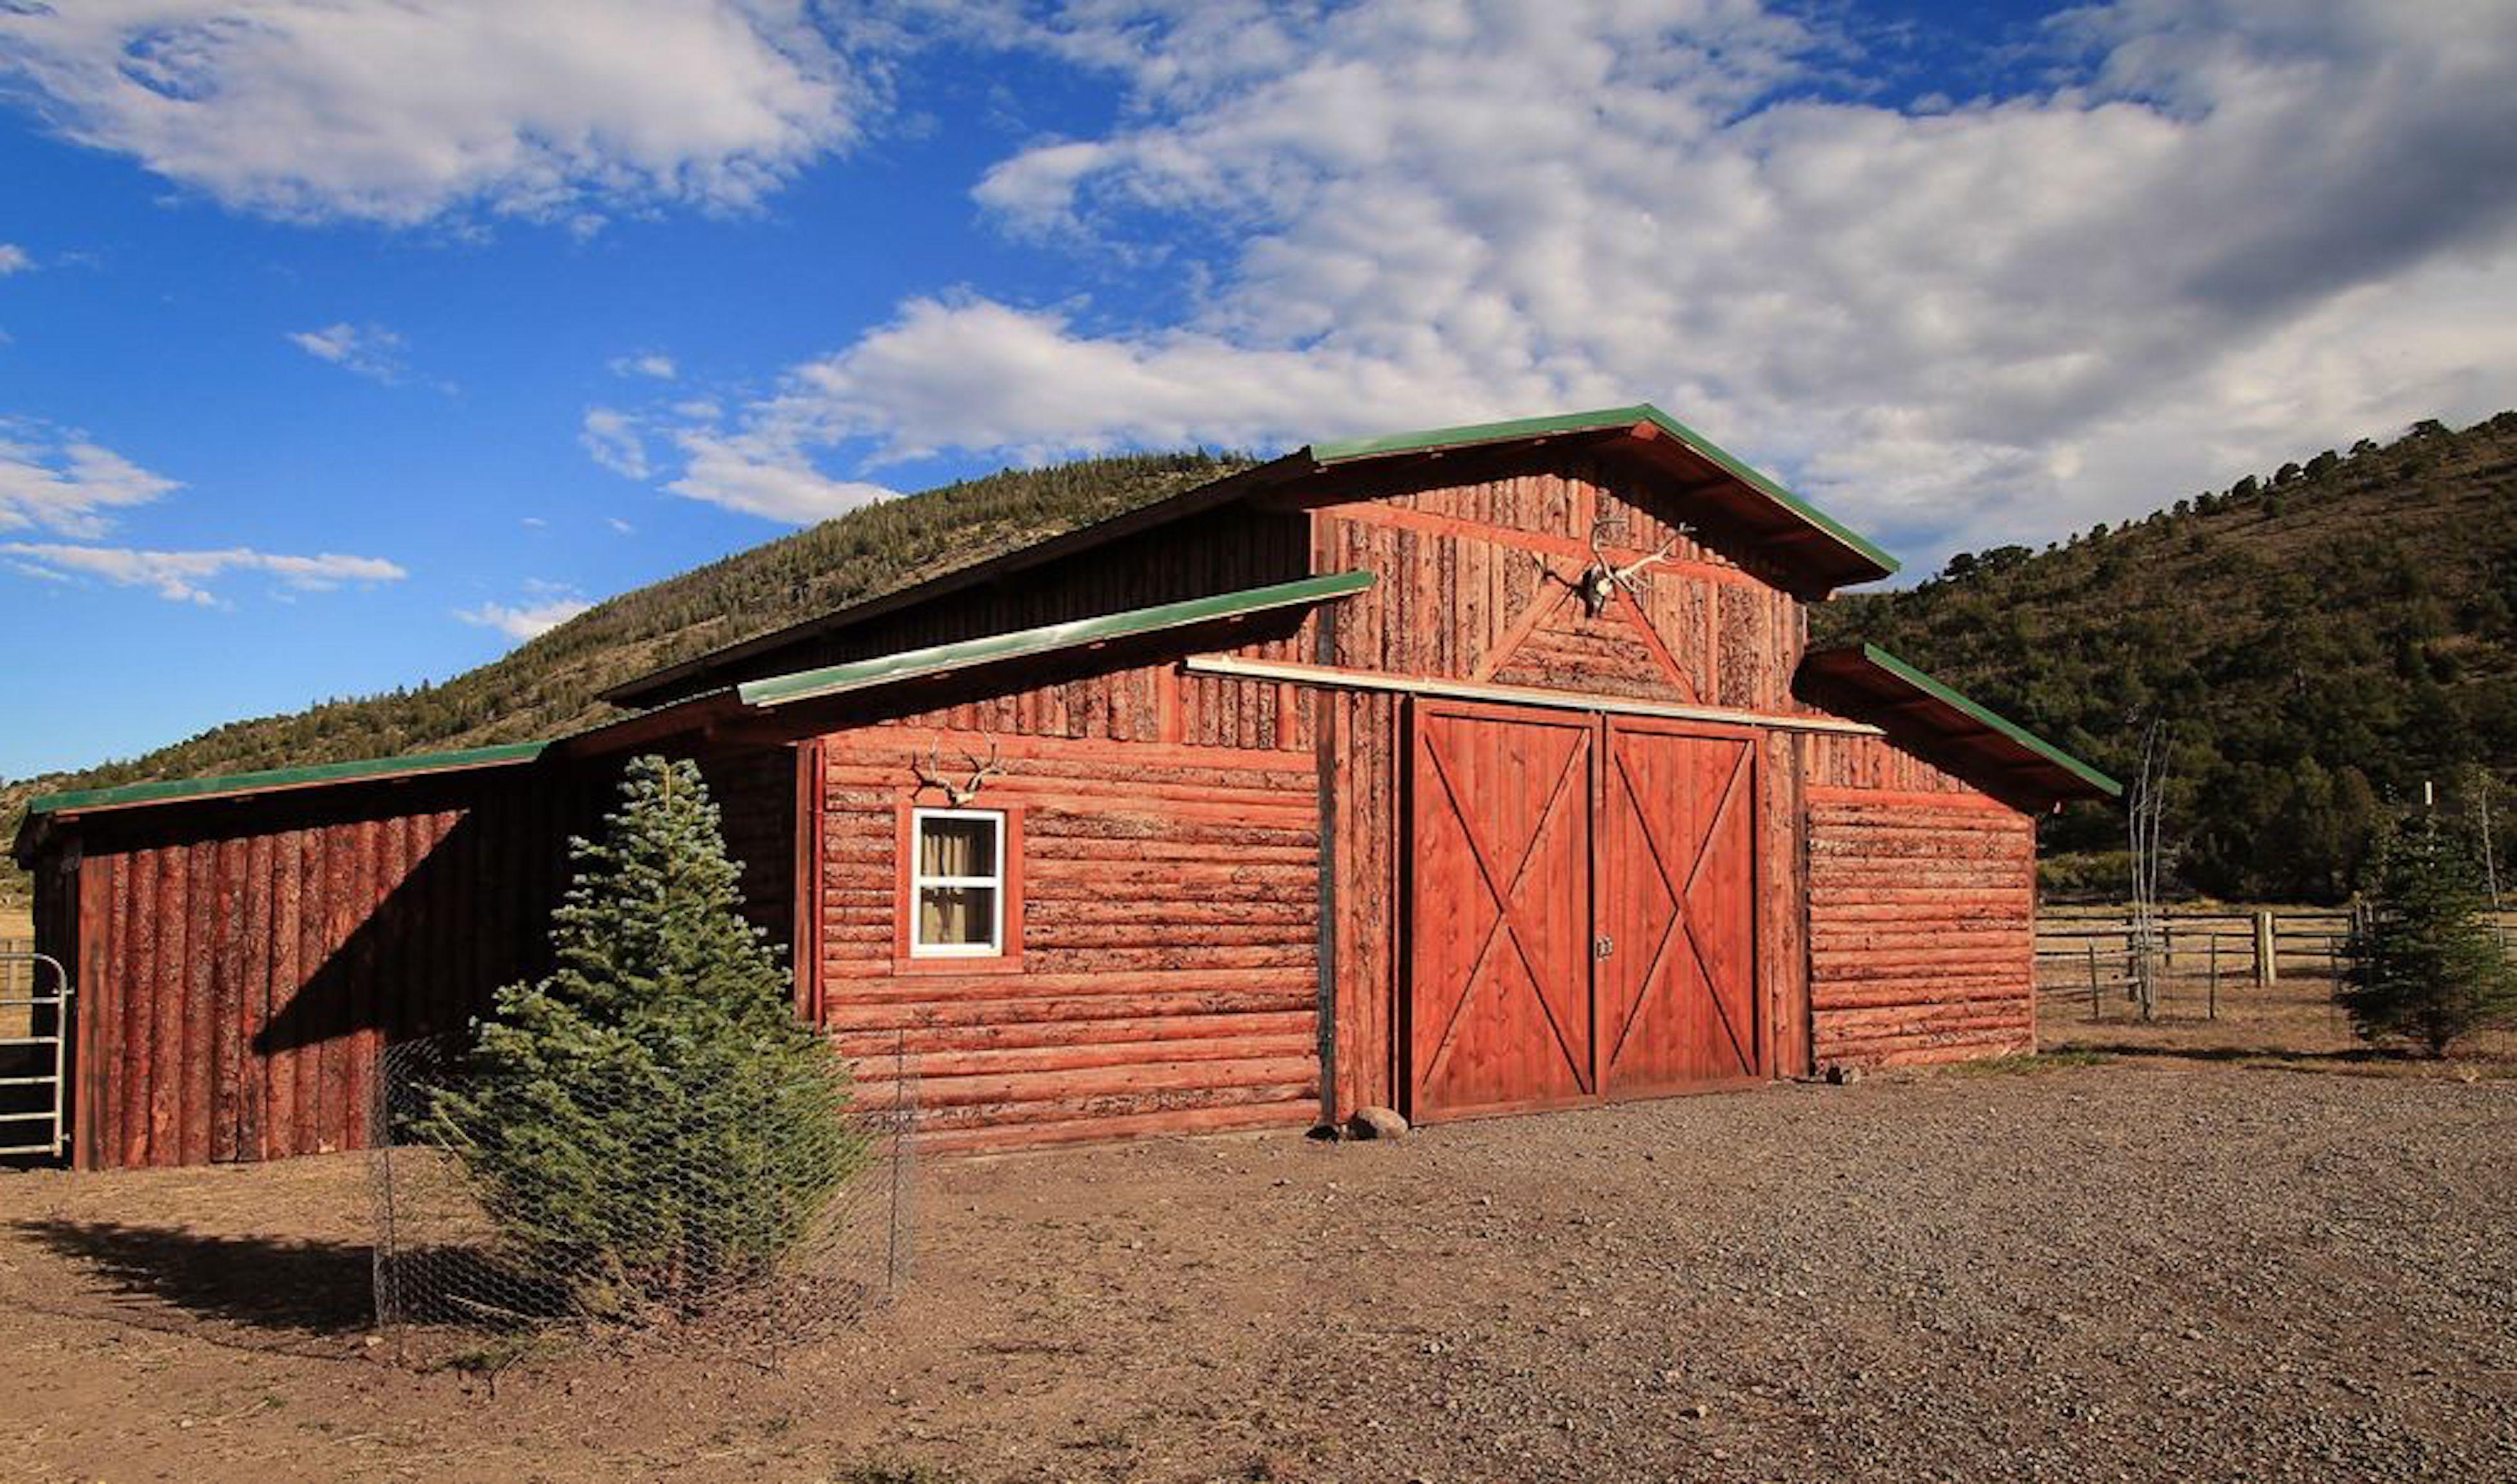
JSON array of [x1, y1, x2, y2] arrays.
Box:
[[1850, 644, 2121, 797], [738, 570, 1378, 709], [1309, 403, 1900, 579], [26, 740, 549, 817]]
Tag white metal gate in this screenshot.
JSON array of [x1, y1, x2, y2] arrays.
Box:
[[1, 952, 72, 1159]]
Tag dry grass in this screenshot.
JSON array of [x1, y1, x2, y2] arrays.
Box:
[[2037, 960, 2517, 1077]]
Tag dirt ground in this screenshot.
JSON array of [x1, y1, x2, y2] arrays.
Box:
[[4, 992, 2514, 1484]]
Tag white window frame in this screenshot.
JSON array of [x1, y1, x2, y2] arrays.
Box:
[[908, 807, 1007, 958]]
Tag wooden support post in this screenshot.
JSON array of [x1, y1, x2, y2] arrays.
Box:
[[2088, 942, 2101, 1021], [2254, 910, 2278, 987], [2207, 932, 2219, 1020]]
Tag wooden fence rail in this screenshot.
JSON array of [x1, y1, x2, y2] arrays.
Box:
[[2033, 906, 2516, 1019]]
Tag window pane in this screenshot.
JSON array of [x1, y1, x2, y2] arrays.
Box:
[[919, 816, 997, 878], [919, 886, 997, 947]]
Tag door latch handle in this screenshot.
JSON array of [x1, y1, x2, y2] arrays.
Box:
[[1593, 934, 1614, 959]]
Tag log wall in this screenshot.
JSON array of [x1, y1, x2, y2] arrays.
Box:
[[48, 743, 796, 1170], [1803, 733, 2037, 1068], [811, 692, 1322, 1151]]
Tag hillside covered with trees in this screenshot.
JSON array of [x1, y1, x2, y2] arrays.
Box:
[[10, 412, 2513, 911], [1818, 412, 2517, 902]]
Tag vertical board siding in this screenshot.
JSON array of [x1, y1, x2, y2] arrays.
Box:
[[649, 505, 1312, 703], [814, 707, 1322, 1152], [48, 743, 799, 1170], [1309, 456, 1820, 1117], [1804, 734, 2036, 1069], [1304, 456, 1808, 712]]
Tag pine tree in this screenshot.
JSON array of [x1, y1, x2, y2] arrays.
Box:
[[423, 755, 861, 1314], [2340, 814, 2517, 1056]]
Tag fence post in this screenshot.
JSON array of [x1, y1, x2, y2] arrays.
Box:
[[2207, 932, 2219, 1020], [2254, 910, 2278, 987], [2088, 942, 2101, 1021]]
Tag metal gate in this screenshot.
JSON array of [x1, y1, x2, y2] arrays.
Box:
[[1, 952, 72, 1159]]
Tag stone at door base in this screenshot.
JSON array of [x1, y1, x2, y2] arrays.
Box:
[[1823, 1063, 1863, 1086], [1348, 1106, 1409, 1140]]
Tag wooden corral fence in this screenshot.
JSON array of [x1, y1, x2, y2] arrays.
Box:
[[2036, 905, 2517, 1019]]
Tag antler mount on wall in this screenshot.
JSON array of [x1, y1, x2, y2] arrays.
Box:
[[913, 736, 1006, 806]]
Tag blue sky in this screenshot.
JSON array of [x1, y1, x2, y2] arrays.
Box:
[[2, 1, 2513, 780]]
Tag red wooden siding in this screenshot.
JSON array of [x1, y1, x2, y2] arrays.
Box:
[[52, 743, 800, 1170], [1303, 456, 1810, 712], [1803, 733, 2037, 1068], [812, 708, 1322, 1151]]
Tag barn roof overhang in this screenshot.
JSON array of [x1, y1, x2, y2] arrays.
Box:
[[11, 741, 551, 863], [604, 403, 1897, 709], [1796, 644, 2121, 809], [11, 573, 1374, 864]]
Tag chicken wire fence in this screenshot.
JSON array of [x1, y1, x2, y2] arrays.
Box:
[[369, 1033, 914, 1361]]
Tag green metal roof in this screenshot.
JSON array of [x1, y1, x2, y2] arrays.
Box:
[[1814, 643, 2121, 798], [740, 570, 1376, 708], [1310, 403, 1901, 579], [25, 740, 549, 817], [19, 574, 1377, 835]]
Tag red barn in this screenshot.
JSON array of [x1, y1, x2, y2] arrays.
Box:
[[14, 406, 2116, 1168]]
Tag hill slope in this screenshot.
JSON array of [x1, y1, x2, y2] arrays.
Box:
[[1816, 411, 2517, 901], [12, 413, 2514, 910], [0, 451, 1246, 865]]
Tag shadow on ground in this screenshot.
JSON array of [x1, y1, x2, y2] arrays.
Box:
[[14, 1219, 376, 1334]]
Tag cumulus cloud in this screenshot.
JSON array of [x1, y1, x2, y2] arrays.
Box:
[[674, 0, 2517, 563], [0, 243, 30, 275], [1, 541, 405, 603], [667, 422, 902, 523], [288, 321, 414, 384], [0, 422, 181, 537], [457, 592, 594, 641], [0, 1, 878, 228]]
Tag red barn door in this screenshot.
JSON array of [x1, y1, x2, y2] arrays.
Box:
[[1406, 703, 1761, 1121], [1595, 718, 1761, 1096], [1408, 703, 1597, 1118]]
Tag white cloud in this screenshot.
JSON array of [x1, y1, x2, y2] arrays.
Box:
[[0, 423, 181, 537], [580, 406, 652, 479], [456, 594, 594, 641], [674, 0, 2517, 565], [1, 541, 405, 603], [0, 1, 878, 229], [667, 423, 901, 523], [607, 517, 637, 535], [610, 352, 677, 380], [287, 321, 415, 384], [0, 244, 30, 275]]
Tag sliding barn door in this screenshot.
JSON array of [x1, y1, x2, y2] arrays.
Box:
[[1595, 718, 1761, 1095], [1407, 703, 1596, 1118], [1405, 703, 1761, 1121]]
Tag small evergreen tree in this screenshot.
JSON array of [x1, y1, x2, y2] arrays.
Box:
[[423, 755, 860, 1313], [2340, 814, 2517, 1056]]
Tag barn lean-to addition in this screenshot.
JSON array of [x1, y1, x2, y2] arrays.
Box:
[[13, 405, 2118, 1168]]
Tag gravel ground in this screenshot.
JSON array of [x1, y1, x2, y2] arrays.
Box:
[[3, 1058, 2512, 1483]]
